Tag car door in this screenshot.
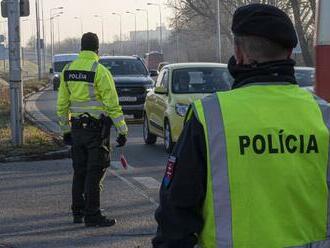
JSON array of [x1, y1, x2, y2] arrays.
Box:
[[149, 69, 169, 136]]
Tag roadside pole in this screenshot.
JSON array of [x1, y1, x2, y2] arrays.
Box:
[[216, 0, 222, 63], [7, 0, 23, 145], [35, 0, 42, 80], [41, 0, 46, 75], [315, 0, 330, 101]]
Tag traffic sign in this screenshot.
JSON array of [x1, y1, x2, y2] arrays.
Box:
[[1, 0, 30, 18]]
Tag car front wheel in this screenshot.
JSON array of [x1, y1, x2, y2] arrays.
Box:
[[143, 113, 157, 145], [164, 120, 174, 153]]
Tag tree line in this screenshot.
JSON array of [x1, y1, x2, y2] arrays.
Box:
[[166, 0, 315, 66]]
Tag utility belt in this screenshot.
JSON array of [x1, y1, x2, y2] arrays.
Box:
[[71, 113, 102, 130], [71, 113, 113, 139]]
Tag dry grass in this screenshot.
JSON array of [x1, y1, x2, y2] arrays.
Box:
[[0, 60, 41, 81], [0, 75, 63, 160]]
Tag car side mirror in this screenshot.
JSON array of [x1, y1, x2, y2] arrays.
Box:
[[150, 70, 158, 77], [49, 68, 53, 74], [154, 86, 167, 95]]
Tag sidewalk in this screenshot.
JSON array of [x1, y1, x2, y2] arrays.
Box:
[[0, 159, 157, 248]]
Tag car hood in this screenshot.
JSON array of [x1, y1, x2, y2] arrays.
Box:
[[113, 75, 153, 84], [171, 93, 211, 105]]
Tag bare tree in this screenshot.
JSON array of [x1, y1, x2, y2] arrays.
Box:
[[167, 0, 316, 65]]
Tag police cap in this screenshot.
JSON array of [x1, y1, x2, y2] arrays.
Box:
[[232, 4, 298, 49], [81, 32, 99, 51]]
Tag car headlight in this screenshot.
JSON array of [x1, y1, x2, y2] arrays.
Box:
[[175, 104, 189, 117]]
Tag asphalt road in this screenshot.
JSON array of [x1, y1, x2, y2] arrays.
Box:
[[0, 87, 170, 248]]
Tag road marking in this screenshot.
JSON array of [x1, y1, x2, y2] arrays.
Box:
[[133, 177, 161, 189], [110, 169, 158, 207], [111, 161, 134, 170]]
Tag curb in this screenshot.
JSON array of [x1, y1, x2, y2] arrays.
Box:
[[0, 148, 71, 163], [23, 82, 50, 101]]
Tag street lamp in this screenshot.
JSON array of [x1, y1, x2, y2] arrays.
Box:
[[136, 8, 150, 53], [50, 13, 63, 59], [74, 17, 83, 36], [94, 15, 104, 48], [21, 19, 32, 66], [126, 11, 137, 55], [112, 12, 122, 54], [147, 2, 162, 54], [50, 7, 64, 62]]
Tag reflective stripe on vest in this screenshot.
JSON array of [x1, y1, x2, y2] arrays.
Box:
[[70, 100, 104, 108], [194, 85, 330, 248]]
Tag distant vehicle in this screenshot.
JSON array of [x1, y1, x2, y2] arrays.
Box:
[[99, 56, 158, 119], [144, 51, 164, 71], [295, 66, 315, 88], [143, 63, 232, 153], [50, 53, 78, 91]]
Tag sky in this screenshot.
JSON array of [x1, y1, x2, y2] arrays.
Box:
[[0, 0, 174, 45]]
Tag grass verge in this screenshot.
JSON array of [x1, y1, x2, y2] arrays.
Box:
[[0, 77, 64, 161]]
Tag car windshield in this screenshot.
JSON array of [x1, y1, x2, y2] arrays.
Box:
[[172, 67, 232, 94], [99, 59, 148, 76], [54, 61, 73, 73], [295, 68, 315, 87]]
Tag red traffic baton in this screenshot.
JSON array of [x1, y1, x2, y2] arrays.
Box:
[[120, 148, 128, 170]]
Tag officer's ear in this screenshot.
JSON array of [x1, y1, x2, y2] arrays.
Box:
[[287, 48, 293, 59], [234, 44, 244, 65]]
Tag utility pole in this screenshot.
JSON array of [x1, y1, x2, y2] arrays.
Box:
[[136, 9, 150, 54], [216, 0, 222, 63], [147, 3, 163, 54], [7, 0, 23, 145], [126, 11, 137, 55], [315, 0, 330, 101], [41, 0, 46, 75], [35, 0, 42, 79]]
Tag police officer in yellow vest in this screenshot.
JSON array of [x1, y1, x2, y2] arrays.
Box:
[[57, 32, 128, 227], [153, 4, 330, 248]]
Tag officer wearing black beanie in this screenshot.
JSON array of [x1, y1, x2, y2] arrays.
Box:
[[153, 4, 330, 248], [57, 31, 128, 227], [81, 32, 99, 52]]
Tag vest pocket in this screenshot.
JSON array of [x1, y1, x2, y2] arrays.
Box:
[[288, 238, 330, 247]]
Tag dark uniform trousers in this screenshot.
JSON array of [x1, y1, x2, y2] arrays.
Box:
[[71, 128, 108, 217]]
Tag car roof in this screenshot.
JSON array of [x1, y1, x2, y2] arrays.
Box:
[[53, 53, 78, 62], [100, 56, 140, 60], [163, 62, 228, 70]]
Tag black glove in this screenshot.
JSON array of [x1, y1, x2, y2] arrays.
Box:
[[116, 134, 127, 147], [63, 132, 72, 146]]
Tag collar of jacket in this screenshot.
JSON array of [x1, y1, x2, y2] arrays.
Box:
[[78, 50, 99, 61], [228, 57, 297, 90]]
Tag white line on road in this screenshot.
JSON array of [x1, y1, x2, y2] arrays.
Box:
[[110, 169, 158, 207], [133, 177, 161, 189], [111, 161, 134, 170]]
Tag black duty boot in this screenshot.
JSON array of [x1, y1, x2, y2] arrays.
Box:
[[73, 214, 84, 224], [85, 214, 116, 227]]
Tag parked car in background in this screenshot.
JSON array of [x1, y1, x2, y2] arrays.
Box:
[[143, 63, 232, 153], [50, 53, 78, 91], [99, 56, 158, 119], [295, 67, 315, 90]]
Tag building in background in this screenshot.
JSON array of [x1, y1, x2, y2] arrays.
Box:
[[130, 25, 171, 42]]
